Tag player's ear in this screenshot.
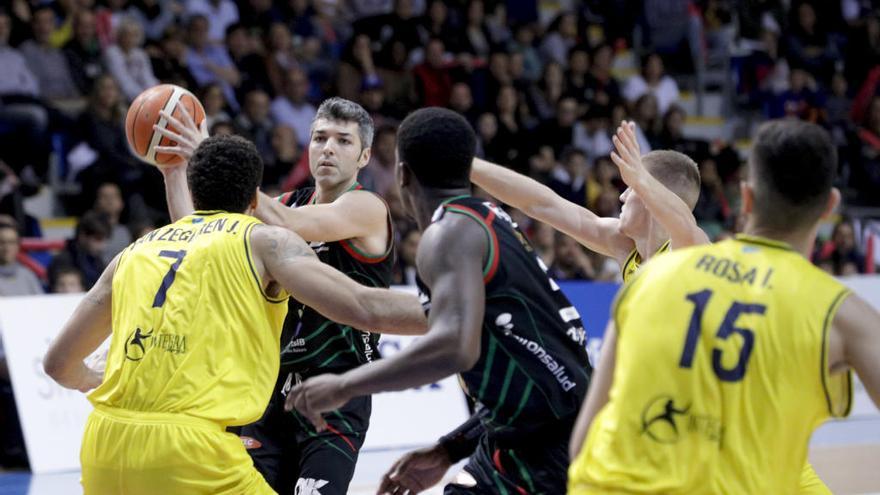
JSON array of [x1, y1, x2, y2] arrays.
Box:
[[358, 147, 371, 169], [739, 180, 753, 216], [397, 160, 411, 188], [249, 190, 259, 213], [822, 187, 841, 219]]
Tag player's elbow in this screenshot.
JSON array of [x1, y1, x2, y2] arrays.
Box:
[[42, 349, 67, 383]]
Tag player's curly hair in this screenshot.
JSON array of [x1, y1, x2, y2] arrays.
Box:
[[188, 135, 263, 213], [397, 107, 476, 189]]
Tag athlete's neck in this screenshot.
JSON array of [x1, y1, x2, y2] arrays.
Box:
[[314, 177, 358, 204], [635, 220, 669, 261], [744, 220, 818, 258], [414, 188, 472, 231]]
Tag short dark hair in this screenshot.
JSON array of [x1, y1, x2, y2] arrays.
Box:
[[188, 135, 263, 212], [312, 97, 374, 149], [76, 211, 111, 240], [642, 150, 701, 209], [397, 107, 476, 189], [749, 120, 836, 230]]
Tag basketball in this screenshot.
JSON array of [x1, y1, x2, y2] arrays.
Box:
[[125, 84, 206, 167]]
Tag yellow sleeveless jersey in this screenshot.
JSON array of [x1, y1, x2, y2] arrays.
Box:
[[570, 234, 852, 494], [88, 211, 289, 427], [621, 240, 671, 282]]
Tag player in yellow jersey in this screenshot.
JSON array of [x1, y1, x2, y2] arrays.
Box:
[[470, 122, 707, 282], [41, 135, 427, 495], [568, 120, 880, 494]]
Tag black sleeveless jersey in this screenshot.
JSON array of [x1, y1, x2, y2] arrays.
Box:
[[276, 184, 393, 374], [417, 196, 592, 440]]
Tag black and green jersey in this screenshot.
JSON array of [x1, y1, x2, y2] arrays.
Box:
[[417, 196, 592, 441], [276, 184, 393, 374]]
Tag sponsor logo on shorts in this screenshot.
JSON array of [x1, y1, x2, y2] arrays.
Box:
[[240, 436, 262, 450], [295, 478, 329, 494]]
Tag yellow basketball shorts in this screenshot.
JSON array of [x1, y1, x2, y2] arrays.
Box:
[[81, 405, 275, 495]]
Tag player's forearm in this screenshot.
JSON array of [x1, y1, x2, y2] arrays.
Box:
[[471, 158, 558, 217], [629, 173, 707, 247], [341, 330, 470, 395], [161, 166, 194, 222], [357, 288, 428, 335]]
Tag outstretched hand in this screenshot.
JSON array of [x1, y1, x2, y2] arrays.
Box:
[[285, 373, 353, 432], [376, 444, 452, 495], [152, 102, 208, 165], [610, 121, 648, 189]]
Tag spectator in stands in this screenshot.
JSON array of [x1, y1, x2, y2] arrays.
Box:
[[508, 24, 542, 82], [200, 83, 232, 130], [573, 106, 613, 164], [238, 0, 284, 31], [93, 182, 131, 263], [448, 82, 478, 123], [550, 233, 595, 280], [413, 37, 453, 107], [493, 85, 527, 172], [583, 43, 622, 116], [360, 124, 397, 199], [50, 264, 85, 293], [357, 0, 422, 54], [127, 0, 177, 42], [234, 88, 276, 166], [418, 0, 457, 50], [765, 66, 822, 121], [565, 45, 591, 101], [149, 25, 198, 89], [548, 147, 589, 207], [104, 17, 160, 102], [528, 61, 565, 120], [49, 211, 110, 290], [623, 53, 680, 115], [692, 159, 731, 239], [535, 96, 579, 156], [337, 34, 380, 102], [265, 125, 300, 189], [815, 219, 865, 276], [95, 0, 130, 48], [0, 222, 43, 296], [265, 22, 298, 96], [270, 67, 316, 147], [64, 10, 104, 96], [783, 2, 839, 84], [658, 105, 709, 162], [461, 0, 492, 59], [540, 12, 578, 66], [186, 15, 241, 111], [849, 95, 880, 204], [631, 93, 660, 150], [225, 23, 270, 102], [185, 0, 240, 43], [20, 6, 82, 104]]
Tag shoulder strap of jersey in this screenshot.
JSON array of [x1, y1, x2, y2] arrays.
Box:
[[339, 187, 395, 264], [439, 198, 500, 284], [242, 220, 289, 304]]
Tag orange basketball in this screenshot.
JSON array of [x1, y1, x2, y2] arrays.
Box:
[[125, 84, 206, 167]]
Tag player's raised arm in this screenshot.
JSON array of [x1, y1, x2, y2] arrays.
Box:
[[286, 214, 487, 423], [569, 322, 618, 459], [152, 105, 207, 221], [832, 294, 880, 409], [44, 255, 120, 392], [611, 122, 709, 248], [255, 189, 389, 244], [250, 224, 426, 336], [471, 157, 633, 261]]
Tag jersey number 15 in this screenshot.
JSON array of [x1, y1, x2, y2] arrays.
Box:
[[679, 289, 766, 382]]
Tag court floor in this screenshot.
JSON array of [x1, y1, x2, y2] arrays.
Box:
[[1, 419, 879, 494]]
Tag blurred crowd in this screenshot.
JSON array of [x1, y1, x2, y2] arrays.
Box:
[[0, 0, 878, 309]]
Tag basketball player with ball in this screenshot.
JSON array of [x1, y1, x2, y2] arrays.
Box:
[[131, 86, 409, 495], [43, 84, 428, 493]]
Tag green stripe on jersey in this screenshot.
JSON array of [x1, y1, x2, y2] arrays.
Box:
[[445, 207, 495, 278]]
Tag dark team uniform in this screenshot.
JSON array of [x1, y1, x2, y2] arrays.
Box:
[[240, 184, 393, 495], [420, 196, 593, 494]]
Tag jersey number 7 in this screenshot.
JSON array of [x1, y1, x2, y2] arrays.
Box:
[[152, 250, 188, 308], [678, 289, 766, 382]]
